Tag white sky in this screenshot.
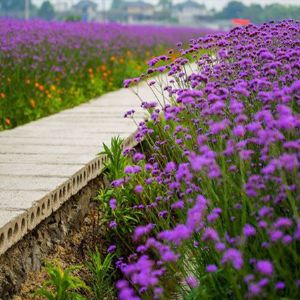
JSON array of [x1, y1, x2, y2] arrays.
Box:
[[32, 0, 300, 10]]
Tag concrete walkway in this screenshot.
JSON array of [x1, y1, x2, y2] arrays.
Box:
[[0, 82, 157, 255]]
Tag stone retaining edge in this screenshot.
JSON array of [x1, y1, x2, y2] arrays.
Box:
[[0, 131, 138, 257]]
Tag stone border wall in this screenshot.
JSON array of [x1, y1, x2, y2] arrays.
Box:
[[0, 174, 107, 299], [0, 132, 137, 299], [0, 131, 136, 257]]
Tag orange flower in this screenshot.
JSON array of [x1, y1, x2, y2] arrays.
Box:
[[38, 85, 44, 91], [171, 53, 179, 61], [110, 56, 115, 62], [0, 93, 5, 99], [35, 82, 39, 88], [30, 99, 36, 108], [25, 79, 31, 84], [50, 85, 56, 91], [5, 118, 11, 126], [101, 65, 106, 71], [88, 68, 93, 73]]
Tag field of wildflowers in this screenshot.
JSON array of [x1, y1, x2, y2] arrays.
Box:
[[96, 20, 300, 300], [36, 20, 300, 300], [0, 19, 208, 130]]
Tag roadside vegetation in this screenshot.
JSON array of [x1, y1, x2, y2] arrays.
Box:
[[38, 19, 299, 299], [0, 19, 209, 130]]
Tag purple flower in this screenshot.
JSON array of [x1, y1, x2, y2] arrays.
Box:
[[186, 276, 199, 288], [111, 179, 124, 187], [275, 281, 285, 289], [134, 185, 143, 193], [207, 212, 219, 223], [221, 248, 244, 270], [171, 200, 185, 210], [109, 198, 117, 210], [107, 244, 116, 253], [109, 220, 117, 229], [215, 242, 226, 252], [295, 223, 300, 240], [158, 224, 191, 246], [232, 125, 245, 137], [209, 119, 230, 134], [256, 260, 273, 276], [133, 224, 155, 241], [206, 264, 218, 273], [202, 227, 219, 242], [248, 283, 261, 296], [243, 224, 256, 237], [133, 153, 145, 162], [273, 217, 292, 229], [165, 161, 176, 173]]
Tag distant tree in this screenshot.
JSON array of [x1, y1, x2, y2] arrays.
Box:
[[159, 0, 172, 12], [217, 1, 246, 19], [214, 1, 300, 23], [65, 15, 81, 22], [260, 4, 300, 21], [0, 0, 34, 11], [38, 1, 55, 20], [245, 4, 263, 23], [109, 0, 127, 22], [111, 0, 123, 10], [157, 0, 172, 21]]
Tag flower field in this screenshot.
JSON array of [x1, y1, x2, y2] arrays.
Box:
[[93, 20, 300, 300], [34, 19, 300, 299], [0, 19, 209, 130]]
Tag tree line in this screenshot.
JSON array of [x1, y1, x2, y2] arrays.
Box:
[[0, 0, 299, 23], [0, 0, 54, 20], [216, 1, 300, 23]]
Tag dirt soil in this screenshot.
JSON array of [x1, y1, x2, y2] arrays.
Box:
[[13, 205, 104, 300]]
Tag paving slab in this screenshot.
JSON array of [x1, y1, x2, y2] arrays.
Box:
[[0, 62, 199, 256], [0, 78, 159, 255], [0, 163, 85, 177], [0, 137, 106, 146], [0, 175, 69, 191], [0, 153, 93, 165]]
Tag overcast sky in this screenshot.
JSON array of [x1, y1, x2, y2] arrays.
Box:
[[32, 0, 300, 10]]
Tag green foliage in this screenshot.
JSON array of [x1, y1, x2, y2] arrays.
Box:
[[38, 1, 55, 21], [217, 1, 246, 19], [100, 136, 127, 181], [0, 0, 32, 11], [86, 251, 115, 299], [216, 0, 300, 23], [65, 15, 82, 22], [111, 0, 124, 10], [35, 263, 89, 300], [97, 137, 142, 239], [0, 41, 155, 130]]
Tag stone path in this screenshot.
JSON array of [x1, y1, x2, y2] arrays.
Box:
[[0, 83, 157, 256]]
